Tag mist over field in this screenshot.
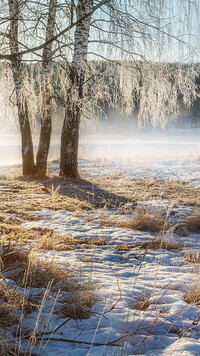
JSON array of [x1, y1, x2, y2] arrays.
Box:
[[0, 116, 200, 168]]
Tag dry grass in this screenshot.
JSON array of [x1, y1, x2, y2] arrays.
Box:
[[133, 292, 151, 311], [0, 223, 109, 251], [175, 208, 200, 235], [0, 339, 25, 356], [90, 175, 200, 207], [187, 209, 200, 232], [0, 281, 33, 328], [0, 304, 19, 327], [0, 248, 34, 328], [138, 238, 182, 251], [81, 257, 97, 263], [185, 285, 200, 305], [0, 225, 58, 245], [22, 259, 83, 293], [0, 245, 29, 271], [0, 178, 93, 222], [185, 251, 200, 264], [0, 245, 96, 324], [100, 205, 200, 237], [57, 290, 96, 320], [34, 234, 108, 251], [115, 237, 182, 252], [0, 244, 97, 353], [0, 175, 199, 224], [100, 206, 170, 233], [115, 244, 136, 252], [0, 215, 23, 225], [1, 252, 79, 293], [0, 245, 78, 292]]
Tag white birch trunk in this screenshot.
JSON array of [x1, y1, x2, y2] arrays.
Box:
[[36, 0, 57, 176], [8, 0, 35, 175], [60, 0, 93, 178]]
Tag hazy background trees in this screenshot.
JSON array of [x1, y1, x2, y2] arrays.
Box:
[[0, 0, 199, 177]]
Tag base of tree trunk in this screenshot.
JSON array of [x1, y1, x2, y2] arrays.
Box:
[[60, 110, 80, 179], [21, 143, 35, 176], [22, 165, 36, 177], [59, 168, 80, 179]]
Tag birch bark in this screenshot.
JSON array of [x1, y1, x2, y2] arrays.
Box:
[[36, 0, 57, 177], [8, 0, 35, 175], [60, 0, 93, 178]]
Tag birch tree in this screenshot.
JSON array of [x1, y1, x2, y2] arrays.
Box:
[[1, 0, 199, 178], [36, 0, 57, 176], [59, 0, 199, 178], [8, 0, 35, 175], [60, 0, 93, 178], [7, 0, 57, 176]]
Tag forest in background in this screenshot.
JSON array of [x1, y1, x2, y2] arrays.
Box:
[[0, 60, 199, 136]]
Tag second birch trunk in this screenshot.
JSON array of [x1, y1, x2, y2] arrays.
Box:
[[36, 0, 57, 177]]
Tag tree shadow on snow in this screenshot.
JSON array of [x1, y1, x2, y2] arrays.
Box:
[[40, 176, 130, 210]]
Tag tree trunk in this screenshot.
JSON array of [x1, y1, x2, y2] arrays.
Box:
[[8, 0, 35, 175], [16, 95, 35, 176], [60, 92, 81, 178], [36, 0, 57, 177], [60, 0, 93, 178]]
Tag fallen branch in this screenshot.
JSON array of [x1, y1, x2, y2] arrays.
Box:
[[37, 336, 120, 347]]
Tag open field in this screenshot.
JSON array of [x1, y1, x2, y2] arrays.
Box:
[[0, 131, 200, 355]]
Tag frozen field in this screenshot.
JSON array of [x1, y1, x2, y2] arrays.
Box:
[[1, 128, 200, 355]]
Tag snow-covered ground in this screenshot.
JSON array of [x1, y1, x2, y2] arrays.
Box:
[[18, 206, 199, 356], [78, 128, 200, 185], [1, 128, 200, 355]]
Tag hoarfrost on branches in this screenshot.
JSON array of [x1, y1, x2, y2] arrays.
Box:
[[0, 64, 18, 131], [81, 61, 199, 127], [0, 60, 198, 131]]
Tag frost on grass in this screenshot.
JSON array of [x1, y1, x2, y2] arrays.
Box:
[[1, 172, 200, 354], [100, 205, 169, 233], [0, 176, 200, 225], [0, 223, 109, 250], [175, 208, 200, 235], [0, 245, 96, 354], [115, 238, 183, 252]]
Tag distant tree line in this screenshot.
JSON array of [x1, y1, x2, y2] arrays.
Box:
[[6, 59, 199, 127]]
